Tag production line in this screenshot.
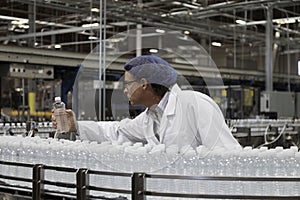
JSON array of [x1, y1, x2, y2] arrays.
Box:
[[0, 117, 300, 199], [229, 119, 300, 148], [0, 135, 300, 199], [0, 122, 55, 138], [0, 118, 300, 199], [1, 118, 300, 147]]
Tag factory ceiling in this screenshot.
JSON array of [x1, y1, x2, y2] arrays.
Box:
[[0, 0, 300, 81], [0, 0, 299, 51]]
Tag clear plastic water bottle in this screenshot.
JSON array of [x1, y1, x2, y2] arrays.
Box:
[[53, 96, 68, 133]]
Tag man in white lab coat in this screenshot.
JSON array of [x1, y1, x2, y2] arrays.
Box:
[[59, 55, 240, 150]]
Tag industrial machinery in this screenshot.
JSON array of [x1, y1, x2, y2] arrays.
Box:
[[229, 119, 300, 148], [191, 85, 259, 119]]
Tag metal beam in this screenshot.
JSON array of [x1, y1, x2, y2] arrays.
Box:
[[0, 44, 89, 67], [265, 4, 274, 91], [0, 44, 299, 84], [0, 26, 110, 42]]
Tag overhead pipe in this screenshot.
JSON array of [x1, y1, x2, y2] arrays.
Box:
[[0, 25, 104, 41]]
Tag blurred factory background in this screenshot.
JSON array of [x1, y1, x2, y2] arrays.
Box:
[[0, 0, 300, 147]]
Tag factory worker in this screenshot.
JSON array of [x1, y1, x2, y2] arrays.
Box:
[[54, 55, 240, 150]]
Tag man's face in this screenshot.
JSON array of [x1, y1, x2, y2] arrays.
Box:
[[123, 71, 143, 105]]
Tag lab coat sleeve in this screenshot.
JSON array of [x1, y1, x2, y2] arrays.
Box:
[[117, 112, 148, 142], [77, 120, 120, 142], [77, 112, 147, 143]]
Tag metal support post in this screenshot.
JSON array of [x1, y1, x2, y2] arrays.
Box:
[[132, 172, 146, 200], [76, 168, 89, 200], [265, 4, 273, 92], [0, 77, 1, 117], [32, 164, 44, 200]]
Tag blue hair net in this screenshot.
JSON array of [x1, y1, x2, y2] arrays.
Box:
[[124, 55, 178, 87]]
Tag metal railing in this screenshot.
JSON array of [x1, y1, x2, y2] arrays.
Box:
[[0, 160, 300, 199]]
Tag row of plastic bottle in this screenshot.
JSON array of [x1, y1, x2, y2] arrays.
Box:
[[0, 135, 300, 198], [0, 122, 55, 135], [228, 118, 297, 127]]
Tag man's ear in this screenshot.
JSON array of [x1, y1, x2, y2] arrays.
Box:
[[140, 78, 148, 89]]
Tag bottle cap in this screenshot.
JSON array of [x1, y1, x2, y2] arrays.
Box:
[[54, 96, 61, 102]]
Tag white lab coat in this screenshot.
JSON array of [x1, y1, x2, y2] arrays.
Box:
[[78, 84, 240, 150]]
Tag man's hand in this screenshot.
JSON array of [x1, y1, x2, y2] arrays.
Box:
[[52, 109, 78, 133]]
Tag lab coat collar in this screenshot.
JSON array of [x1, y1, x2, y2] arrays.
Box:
[[158, 84, 180, 142], [144, 84, 180, 124], [164, 84, 181, 116]]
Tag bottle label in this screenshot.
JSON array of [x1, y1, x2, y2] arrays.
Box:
[[55, 109, 68, 133]]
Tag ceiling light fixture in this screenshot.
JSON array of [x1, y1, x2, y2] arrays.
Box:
[[88, 36, 98, 40], [172, 1, 182, 5], [0, 15, 26, 21], [149, 49, 158, 53], [298, 60, 300, 76], [110, 38, 122, 43], [170, 10, 188, 16], [212, 42, 222, 47], [236, 19, 246, 25], [11, 20, 28, 25], [182, 3, 199, 9], [91, 8, 99, 13], [155, 29, 165, 33], [82, 23, 100, 27], [231, 16, 300, 27], [274, 18, 296, 25]]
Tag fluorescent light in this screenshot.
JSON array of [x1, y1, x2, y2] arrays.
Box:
[[161, 13, 167, 17], [212, 42, 222, 47], [155, 29, 165, 33], [0, 15, 26, 21], [88, 36, 98, 40], [110, 38, 122, 43], [82, 23, 99, 27], [54, 44, 61, 49], [109, 21, 135, 26], [11, 20, 28, 25], [19, 24, 29, 29], [149, 49, 158, 53], [170, 10, 188, 16], [91, 8, 99, 12], [172, 1, 182, 5], [15, 88, 22, 92], [298, 60, 300, 76], [236, 19, 246, 25], [182, 3, 199, 9], [274, 18, 296, 24]]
